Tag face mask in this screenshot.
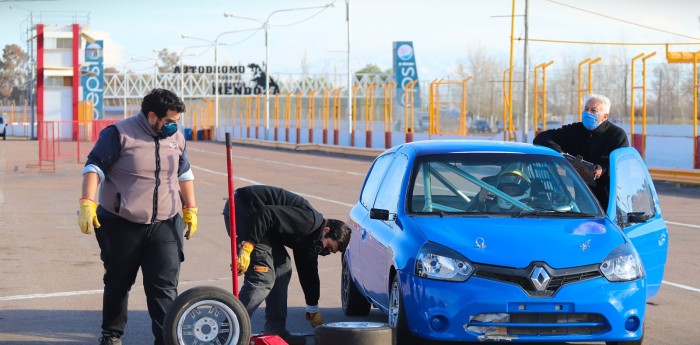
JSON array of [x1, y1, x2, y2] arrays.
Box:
[[582, 111, 600, 130], [159, 122, 178, 138], [314, 240, 331, 256]]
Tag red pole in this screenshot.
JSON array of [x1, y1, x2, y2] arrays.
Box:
[[225, 133, 239, 296]]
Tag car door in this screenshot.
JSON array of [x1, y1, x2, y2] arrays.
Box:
[[364, 152, 410, 307], [353, 152, 395, 294], [608, 147, 669, 298]]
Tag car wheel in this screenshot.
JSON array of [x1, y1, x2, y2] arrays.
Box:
[[389, 275, 422, 345], [163, 286, 251, 345], [315, 322, 392, 345], [342, 252, 371, 316]]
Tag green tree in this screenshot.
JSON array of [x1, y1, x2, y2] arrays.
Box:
[[354, 63, 391, 83], [0, 44, 29, 103]]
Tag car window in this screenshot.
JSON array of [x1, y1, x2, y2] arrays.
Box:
[[360, 153, 394, 209], [615, 155, 656, 229], [373, 153, 409, 214], [408, 153, 602, 216]]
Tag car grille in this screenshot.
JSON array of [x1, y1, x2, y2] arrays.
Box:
[[466, 312, 609, 336], [473, 261, 602, 297]]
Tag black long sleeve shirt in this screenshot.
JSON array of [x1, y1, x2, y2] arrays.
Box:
[[533, 120, 629, 208], [235, 185, 325, 306]]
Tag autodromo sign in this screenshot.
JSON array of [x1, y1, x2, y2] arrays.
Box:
[[173, 63, 280, 96]]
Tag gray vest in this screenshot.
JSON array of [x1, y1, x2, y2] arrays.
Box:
[[99, 114, 186, 224]]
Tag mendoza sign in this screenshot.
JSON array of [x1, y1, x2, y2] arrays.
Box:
[[81, 40, 104, 119], [393, 41, 420, 108]]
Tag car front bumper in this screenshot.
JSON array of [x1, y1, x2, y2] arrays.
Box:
[[399, 270, 646, 343]]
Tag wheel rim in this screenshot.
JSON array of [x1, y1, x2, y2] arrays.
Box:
[[341, 256, 349, 309], [177, 299, 241, 344], [388, 280, 400, 328]]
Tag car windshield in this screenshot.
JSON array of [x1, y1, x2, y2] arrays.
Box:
[[407, 153, 603, 217]]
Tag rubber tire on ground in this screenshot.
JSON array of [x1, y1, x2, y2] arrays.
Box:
[[389, 275, 422, 345], [163, 285, 251, 345], [341, 252, 371, 316], [315, 322, 392, 345]]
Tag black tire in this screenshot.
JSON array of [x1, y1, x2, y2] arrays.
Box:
[[388, 275, 422, 345], [315, 322, 392, 345], [341, 252, 371, 316], [163, 286, 251, 345]]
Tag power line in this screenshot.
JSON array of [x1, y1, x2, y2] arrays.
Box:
[[545, 0, 700, 41], [516, 38, 700, 46]]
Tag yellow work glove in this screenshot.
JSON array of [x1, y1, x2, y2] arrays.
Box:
[[182, 207, 198, 240], [305, 311, 324, 328], [237, 242, 255, 275], [78, 198, 101, 235]]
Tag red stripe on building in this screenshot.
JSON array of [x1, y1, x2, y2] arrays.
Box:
[[72, 24, 80, 140]]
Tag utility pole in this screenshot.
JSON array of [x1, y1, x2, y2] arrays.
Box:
[[521, 0, 529, 142]]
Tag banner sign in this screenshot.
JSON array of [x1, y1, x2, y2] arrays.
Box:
[[393, 41, 420, 108], [81, 40, 104, 119], [174, 62, 280, 96]]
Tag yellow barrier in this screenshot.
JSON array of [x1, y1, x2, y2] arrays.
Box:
[[649, 167, 700, 185]]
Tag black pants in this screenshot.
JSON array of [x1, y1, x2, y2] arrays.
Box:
[[95, 214, 184, 344]]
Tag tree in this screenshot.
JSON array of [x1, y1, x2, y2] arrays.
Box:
[[156, 48, 180, 73], [0, 44, 29, 103], [354, 63, 391, 83]]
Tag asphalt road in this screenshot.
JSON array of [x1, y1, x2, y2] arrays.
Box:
[[0, 139, 698, 344]]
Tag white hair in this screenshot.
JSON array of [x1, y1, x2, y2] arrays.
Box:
[[584, 94, 611, 114]]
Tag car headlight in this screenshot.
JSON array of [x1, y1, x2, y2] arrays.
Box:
[[415, 242, 474, 282], [600, 243, 645, 282]]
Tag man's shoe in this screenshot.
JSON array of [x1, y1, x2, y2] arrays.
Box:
[[278, 330, 306, 345], [98, 336, 122, 345]]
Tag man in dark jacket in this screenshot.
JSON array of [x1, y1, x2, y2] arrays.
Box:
[[533, 94, 628, 209], [222, 185, 351, 345]]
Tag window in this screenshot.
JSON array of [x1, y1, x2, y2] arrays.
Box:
[[374, 153, 409, 214], [360, 153, 394, 209], [615, 155, 655, 228], [45, 76, 73, 87]]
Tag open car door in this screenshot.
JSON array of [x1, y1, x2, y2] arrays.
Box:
[[607, 147, 669, 298]]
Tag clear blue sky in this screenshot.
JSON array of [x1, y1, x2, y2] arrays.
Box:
[[1, 0, 699, 79]]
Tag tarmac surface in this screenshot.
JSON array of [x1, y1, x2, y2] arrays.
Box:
[[0, 138, 699, 344]]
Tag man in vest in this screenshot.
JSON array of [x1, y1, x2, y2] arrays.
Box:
[[78, 88, 197, 345]]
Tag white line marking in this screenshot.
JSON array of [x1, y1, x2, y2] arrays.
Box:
[[188, 147, 366, 176], [666, 221, 700, 229], [191, 165, 355, 207], [662, 280, 700, 293], [0, 278, 231, 302]]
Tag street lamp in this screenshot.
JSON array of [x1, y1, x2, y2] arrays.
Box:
[[177, 45, 209, 126], [224, 2, 334, 140], [183, 29, 257, 140]]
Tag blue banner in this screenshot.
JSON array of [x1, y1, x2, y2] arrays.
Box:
[[393, 41, 420, 108], [81, 40, 104, 119]]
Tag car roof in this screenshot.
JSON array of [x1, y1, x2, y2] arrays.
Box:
[[392, 140, 560, 157]]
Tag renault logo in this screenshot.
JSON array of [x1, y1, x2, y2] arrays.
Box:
[[530, 267, 551, 291]]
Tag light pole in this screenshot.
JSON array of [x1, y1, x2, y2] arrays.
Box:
[[346, 0, 352, 143], [224, 3, 334, 140], [10, 4, 36, 138], [183, 29, 257, 140], [177, 45, 208, 126]]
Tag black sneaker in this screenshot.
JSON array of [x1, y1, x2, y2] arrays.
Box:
[[98, 336, 122, 345], [278, 330, 306, 345]]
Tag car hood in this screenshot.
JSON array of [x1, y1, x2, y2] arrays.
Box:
[[408, 216, 624, 268]]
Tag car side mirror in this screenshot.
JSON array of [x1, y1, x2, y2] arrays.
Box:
[[370, 208, 392, 221], [626, 212, 652, 224]]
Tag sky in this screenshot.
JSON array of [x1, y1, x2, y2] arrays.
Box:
[[1, 0, 699, 80]]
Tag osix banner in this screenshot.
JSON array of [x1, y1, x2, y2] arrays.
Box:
[[81, 40, 104, 119]]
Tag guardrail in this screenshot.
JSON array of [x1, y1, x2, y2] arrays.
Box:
[[649, 167, 700, 185]]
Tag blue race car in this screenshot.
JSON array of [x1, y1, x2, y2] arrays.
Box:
[[342, 140, 667, 345]]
